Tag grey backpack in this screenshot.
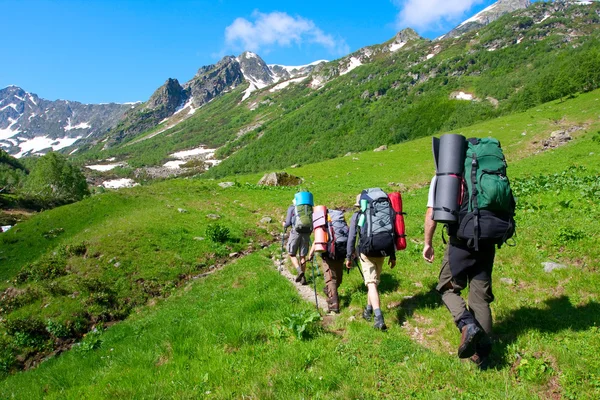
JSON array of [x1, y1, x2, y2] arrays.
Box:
[[358, 188, 395, 257], [327, 210, 349, 260]]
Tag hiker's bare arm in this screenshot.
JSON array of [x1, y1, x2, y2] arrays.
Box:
[[308, 241, 315, 260], [423, 207, 437, 263]]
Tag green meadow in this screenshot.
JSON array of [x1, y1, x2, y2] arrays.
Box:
[[1, 90, 599, 398]]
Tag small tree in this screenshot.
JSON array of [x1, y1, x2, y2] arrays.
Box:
[[0, 150, 28, 194], [23, 152, 89, 203]]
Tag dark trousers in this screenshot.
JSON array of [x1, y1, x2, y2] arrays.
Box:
[[436, 240, 495, 336], [321, 257, 344, 310]]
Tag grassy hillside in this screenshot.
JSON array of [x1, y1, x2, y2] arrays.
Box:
[[0, 89, 599, 397]]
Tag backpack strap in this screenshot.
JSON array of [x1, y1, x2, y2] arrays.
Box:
[[470, 152, 480, 251]]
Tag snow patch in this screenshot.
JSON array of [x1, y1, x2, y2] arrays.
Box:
[[163, 146, 219, 169], [163, 160, 187, 169], [269, 77, 306, 93], [457, 3, 497, 28], [0, 103, 18, 112], [64, 118, 91, 131], [0, 119, 20, 140], [14, 135, 82, 158], [426, 54, 435, 60], [101, 178, 138, 189], [86, 163, 124, 171], [1, 225, 12, 233], [537, 14, 551, 24], [173, 97, 195, 115], [455, 92, 474, 101], [270, 60, 328, 74], [28, 94, 37, 106], [310, 76, 326, 89], [390, 42, 406, 52], [171, 146, 214, 159], [340, 57, 362, 76]]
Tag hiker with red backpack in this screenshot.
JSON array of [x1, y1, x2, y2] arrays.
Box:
[[283, 192, 314, 285], [346, 189, 400, 331], [424, 134, 516, 369], [308, 208, 350, 314]]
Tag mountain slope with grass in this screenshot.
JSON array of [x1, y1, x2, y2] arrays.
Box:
[[1, 88, 599, 398], [71, 2, 600, 183]]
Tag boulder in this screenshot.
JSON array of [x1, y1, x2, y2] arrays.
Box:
[[542, 262, 568, 273], [218, 182, 235, 188], [257, 172, 302, 187], [374, 145, 388, 152]]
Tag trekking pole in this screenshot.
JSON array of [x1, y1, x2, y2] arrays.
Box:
[[279, 227, 287, 270], [353, 258, 365, 280], [311, 254, 319, 311]]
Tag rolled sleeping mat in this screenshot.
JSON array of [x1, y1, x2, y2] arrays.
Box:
[[433, 134, 466, 223], [314, 226, 328, 253], [312, 205, 327, 229], [295, 191, 314, 206], [388, 192, 407, 250]]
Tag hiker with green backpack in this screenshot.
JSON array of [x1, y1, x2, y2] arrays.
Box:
[[283, 193, 314, 285], [346, 189, 398, 331], [424, 135, 516, 369]]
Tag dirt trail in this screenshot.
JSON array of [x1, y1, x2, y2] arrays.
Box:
[[272, 256, 328, 312]]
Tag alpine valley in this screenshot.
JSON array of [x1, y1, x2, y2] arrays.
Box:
[[1, 2, 600, 397]]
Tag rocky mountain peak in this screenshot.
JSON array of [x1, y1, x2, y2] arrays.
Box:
[[145, 78, 186, 112], [395, 28, 423, 43], [237, 51, 275, 86], [444, 0, 532, 38]]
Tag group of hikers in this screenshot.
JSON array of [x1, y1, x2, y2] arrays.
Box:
[[281, 134, 516, 369]]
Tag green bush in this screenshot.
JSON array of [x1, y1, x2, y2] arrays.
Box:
[[22, 152, 89, 205], [206, 223, 230, 243], [282, 310, 322, 340], [16, 255, 68, 283], [4, 317, 50, 349], [0, 287, 39, 314]]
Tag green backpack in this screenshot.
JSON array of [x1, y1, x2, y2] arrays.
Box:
[[455, 138, 516, 250]]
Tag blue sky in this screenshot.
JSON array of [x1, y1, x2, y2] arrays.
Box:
[[1, 0, 529, 104]]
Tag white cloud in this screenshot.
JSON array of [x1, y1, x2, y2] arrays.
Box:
[[393, 0, 485, 31], [224, 11, 349, 56]]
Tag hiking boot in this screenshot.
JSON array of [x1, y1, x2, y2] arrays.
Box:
[[458, 323, 483, 359], [300, 274, 307, 285], [294, 271, 304, 283], [362, 307, 373, 321], [373, 314, 387, 331], [328, 303, 340, 314], [470, 353, 490, 370]]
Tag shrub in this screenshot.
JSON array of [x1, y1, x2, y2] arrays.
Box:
[[5, 317, 50, 349], [0, 287, 39, 314], [21, 152, 89, 204], [0, 336, 16, 374], [16, 255, 68, 283], [206, 223, 230, 243]]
